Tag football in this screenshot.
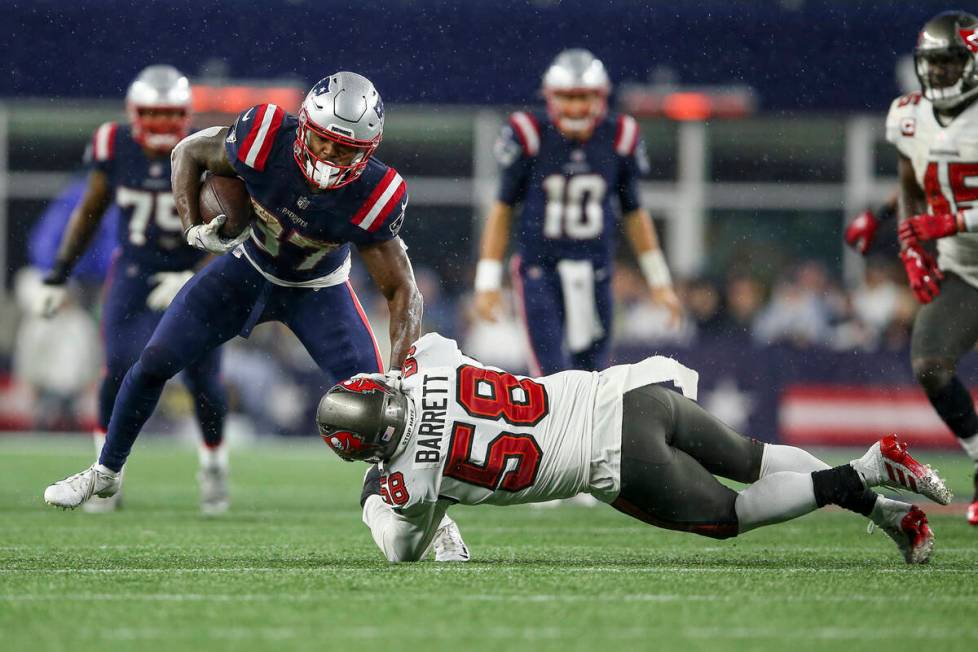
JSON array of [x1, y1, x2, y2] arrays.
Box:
[[198, 173, 254, 239]]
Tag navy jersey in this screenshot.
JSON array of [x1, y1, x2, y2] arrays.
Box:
[[225, 104, 407, 285], [88, 123, 205, 272], [496, 110, 649, 266]]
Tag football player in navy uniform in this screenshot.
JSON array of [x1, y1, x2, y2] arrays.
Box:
[[42, 73, 443, 534], [474, 49, 681, 375], [35, 65, 230, 514], [884, 11, 978, 525]]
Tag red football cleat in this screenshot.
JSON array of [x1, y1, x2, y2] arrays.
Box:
[[967, 501, 978, 527], [852, 435, 953, 505]]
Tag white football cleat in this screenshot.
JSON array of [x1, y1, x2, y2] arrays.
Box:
[[44, 464, 121, 510], [431, 520, 470, 562], [82, 469, 124, 513], [869, 503, 934, 564], [198, 464, 230, 515], [851, 435, 952, 505]]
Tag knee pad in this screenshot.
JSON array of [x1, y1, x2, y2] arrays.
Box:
[[912, 357, 955, 395]]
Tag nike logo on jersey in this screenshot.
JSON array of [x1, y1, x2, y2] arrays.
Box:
[[241, 108, 255, 122]]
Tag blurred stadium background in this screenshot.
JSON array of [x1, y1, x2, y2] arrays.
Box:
[[0, 0, 968, 450]]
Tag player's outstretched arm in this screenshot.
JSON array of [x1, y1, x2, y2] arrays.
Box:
[[623, 208, 681, 327], [170, 126, 237, 234], [35, 170, 113, 318], [358, 237, 423, 371], [474, 201, 514, 322]]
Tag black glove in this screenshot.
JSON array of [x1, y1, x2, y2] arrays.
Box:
[[360, 464, 382, 507]]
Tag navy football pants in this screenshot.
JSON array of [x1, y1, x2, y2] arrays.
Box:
[[510, 256, 613, 375], [99, 257, 226, 447], [99, 254, 383, 471]]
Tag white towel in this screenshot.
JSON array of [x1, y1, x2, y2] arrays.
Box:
[[556, 259, 604, 353]]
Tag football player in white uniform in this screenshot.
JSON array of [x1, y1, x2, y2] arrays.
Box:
[[317, 333, 951, 564], [887, 10, 978, 525]]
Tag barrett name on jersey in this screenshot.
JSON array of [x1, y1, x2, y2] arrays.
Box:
[[225, 104, 408, 285], [89, 122, 204, 272], [498, 109, 649, 265], [886, 91, 978, 286], [362, 333, 698, 561]]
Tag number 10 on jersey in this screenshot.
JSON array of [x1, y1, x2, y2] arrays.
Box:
[[542, 174, 606, 239]]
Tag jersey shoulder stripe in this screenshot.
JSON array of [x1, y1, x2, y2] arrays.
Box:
[[509, 111, 540, 156], [237, 104, 285, 171], [351, 167, 407, 232], [614, 114, 639, 156], [92, 122, 119, 162]]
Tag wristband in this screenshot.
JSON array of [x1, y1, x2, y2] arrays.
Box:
[[639, 250, 672, 289], [960, 208, 978, 233], [474, 259, 503, 291]]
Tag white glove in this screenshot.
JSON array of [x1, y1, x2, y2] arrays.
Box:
[[146, 270, 194, 311], [33, 282, 67, 318], [184, 215, 251, 254]]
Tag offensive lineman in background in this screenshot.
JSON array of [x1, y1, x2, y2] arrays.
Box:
[[474, 49, 681, 376], [317, 333, 950, 564], [886, 11, 978, 525], [33, 65, 230, 514]]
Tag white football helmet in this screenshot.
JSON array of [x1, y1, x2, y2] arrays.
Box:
[[542, 48, 611, 133], [125, 65, 192, 153], [294, 72, 384, 190]]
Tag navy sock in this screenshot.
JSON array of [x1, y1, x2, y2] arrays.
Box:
[[194, 390, 227, 448], [926, 376, 978, 441], [98, 361, 167, 472], [811, 466, 877, 517]]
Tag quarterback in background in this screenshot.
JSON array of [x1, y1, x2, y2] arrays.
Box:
[[318, 333, 950, 564], [887, 11, 978, 524], [34, 65, 230, 514], [474, 49, 681, 376]]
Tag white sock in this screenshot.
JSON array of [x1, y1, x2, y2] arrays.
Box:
[[198, 441, 229, 469], [759, 444, 830, 476], [959, 433, 978, 462], [868, 494, 910, 528], [92, 430, 106, 460], [735, 471, 818, 533]]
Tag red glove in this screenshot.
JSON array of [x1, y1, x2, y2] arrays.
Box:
[[898, 212, 963, 242], [844, 210, 880, 254], [899, 243, 944, 304]]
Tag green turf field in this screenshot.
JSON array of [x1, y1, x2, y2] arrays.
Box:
[[2, 436, 977, 652]]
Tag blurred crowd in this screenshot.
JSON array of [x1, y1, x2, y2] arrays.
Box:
[[5, 252, 918, 435]]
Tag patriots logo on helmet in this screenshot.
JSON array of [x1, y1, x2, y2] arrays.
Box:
[[374, 98, 385, 121]]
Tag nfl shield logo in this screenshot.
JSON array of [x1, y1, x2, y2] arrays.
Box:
[[297, 196, 310, 210], [901, 118, 916, 137]]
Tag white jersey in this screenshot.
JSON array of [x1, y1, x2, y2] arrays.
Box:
[[886, 92, 978, 287], [362, 333, 699, 561]]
